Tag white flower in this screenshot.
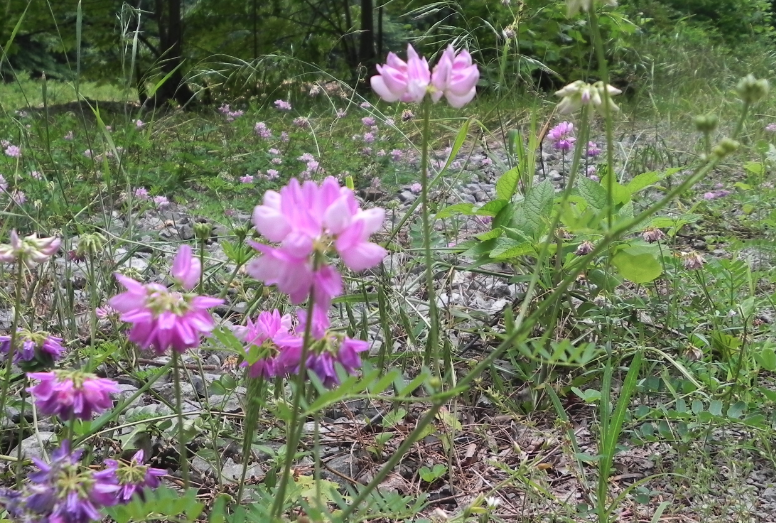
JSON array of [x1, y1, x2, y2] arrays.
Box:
[[566, 0, 618, 18], [554, 80, 622, 115]]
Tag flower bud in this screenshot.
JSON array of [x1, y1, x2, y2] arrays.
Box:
[[736, 74, 769, 104], [711, 138, 740, 159], [76, 232, 107, 258], [194, 222, 212, 241], [693, 114, 718, 134]]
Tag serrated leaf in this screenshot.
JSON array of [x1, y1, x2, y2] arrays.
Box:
[[496, 167, 520, 200], [522, 179, 554, 235], [577, 176, 608, 210]]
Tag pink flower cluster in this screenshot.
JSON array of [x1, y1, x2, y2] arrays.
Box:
[[255, 122, 272, 138], [247, 176, 386, 310], [241, 176, 385, 386], [274, 100, 292, 111], [28, 370, 119, 420], [219, 104, 245, 121], [548, 122, 576, 152], [109, 245, 223, 354], [371, 44, 479, 108]]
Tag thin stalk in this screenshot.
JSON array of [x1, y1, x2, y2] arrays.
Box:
[[236, 375, 264, 504], [419, 101, 439, 370], [270, 293, 317, 519], [172, 352, 189, 488], [588, 9, 616, 230], [0, 262, 24, 416]]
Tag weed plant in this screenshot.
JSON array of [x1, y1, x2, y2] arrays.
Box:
[[1, 0, 776, 522]]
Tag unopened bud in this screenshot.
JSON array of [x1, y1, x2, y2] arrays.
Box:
[[737, 74, 770, 104], [194, 222, 212, 241], [711, 138, 740, 159], [76, 232, 107, 258], [693, 114, 718, 134]]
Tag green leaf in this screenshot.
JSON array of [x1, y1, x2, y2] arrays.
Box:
[[496, 167, 520, 201], [477, 199, 508, 216], [489, 238, 535, 260], [625, 167, 680, 194], [435, 203, 475, 220], [611, 245, 663, 284], [521, 179, 554, 235], [755, 346, 776, 371], [577, 176, 608, 210]]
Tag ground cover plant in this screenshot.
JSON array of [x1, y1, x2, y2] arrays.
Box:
[[3, 0, 776, 522]]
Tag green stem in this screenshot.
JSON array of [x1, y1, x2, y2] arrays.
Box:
[[588, 9, 616, 231], [270, 293, 317, 520], [236, 374, 263, 504], [419, 100, 439, 371], [0, 262, 24, 417], [172, 352, 189, 488]]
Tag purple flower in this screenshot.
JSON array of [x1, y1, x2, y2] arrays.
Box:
[[390, 149, 404, 162], [153, 195, 169, 208], [360, 102, 371, 109], [297, 153, 315, 162], [0, 230, 61, 265], [109, 246, 223, 354], [766, 123, 776, 133], [281, 131, 290, 142], [133, 119, 145, 128], [410, 183, 422, 193], [30, 170, 42, 180], [293, 117, 310, 128], [547, 122, 576, 152], [255, 122, 272, 139], [28, 370, 120, 420], [336, 109, 347, 119], [98, 450, 166, 503], [0, 330, 64, 364], [274, 100, 292, 111], [363, 132, 375, 143], [235, 310, 295, 379], [4, 145, 21, 158], [266, 169, 280, 179], [20, 441, 121, 522], [10, 190, 26, 205], [240, 175, 254, 184], [133, 187, 150, 200], [271, 157, 283, 165], [586, 141, 601, 157], [587, 165, 597, 177], [269, 148, 280, 155], [362, 117, 376, 127]]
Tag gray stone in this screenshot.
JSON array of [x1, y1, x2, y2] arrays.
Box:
[[221, 458, 263, 481], [763, 487, 776, 502], [12, 432, 57, 460], [178, 224, 195, 240]]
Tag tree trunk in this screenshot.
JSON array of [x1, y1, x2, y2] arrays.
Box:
[[149, 0, 194, 107], [359, 0, 375, 82]]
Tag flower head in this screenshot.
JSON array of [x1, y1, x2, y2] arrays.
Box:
[[28, 370, 119, 420], [234, 310, 296, 379], [547, 122, 576, 152], [555, 80, 622, 115], [0, 230, 60, 266], [4, 145, 21, 158], [98, 450, 166, 503], [247, 177, 386, 310], [0, 330, 64, 366], [430, 45, 479, 108], [371, 45, 431, 104], [274, 100, 292, 111], [109, 246, 223, 354]]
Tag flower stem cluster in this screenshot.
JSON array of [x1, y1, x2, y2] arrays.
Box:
[[246, 176, 385, 386]]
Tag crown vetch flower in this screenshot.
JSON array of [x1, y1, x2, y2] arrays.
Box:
[[430, 45, 479, 108], [555, 80, 622, 115], [371, 44, 431, 103], [96, 450, 166, 503], [547, 121, 576, 151], [109, 246, 223, 354], [20, 441, 120, 522], [234, 310, 296, 379], [248, 177, 386, 308], [0, 329, 64, 364], [28, 370, 119, 420], [0, 230, 60, 265]]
